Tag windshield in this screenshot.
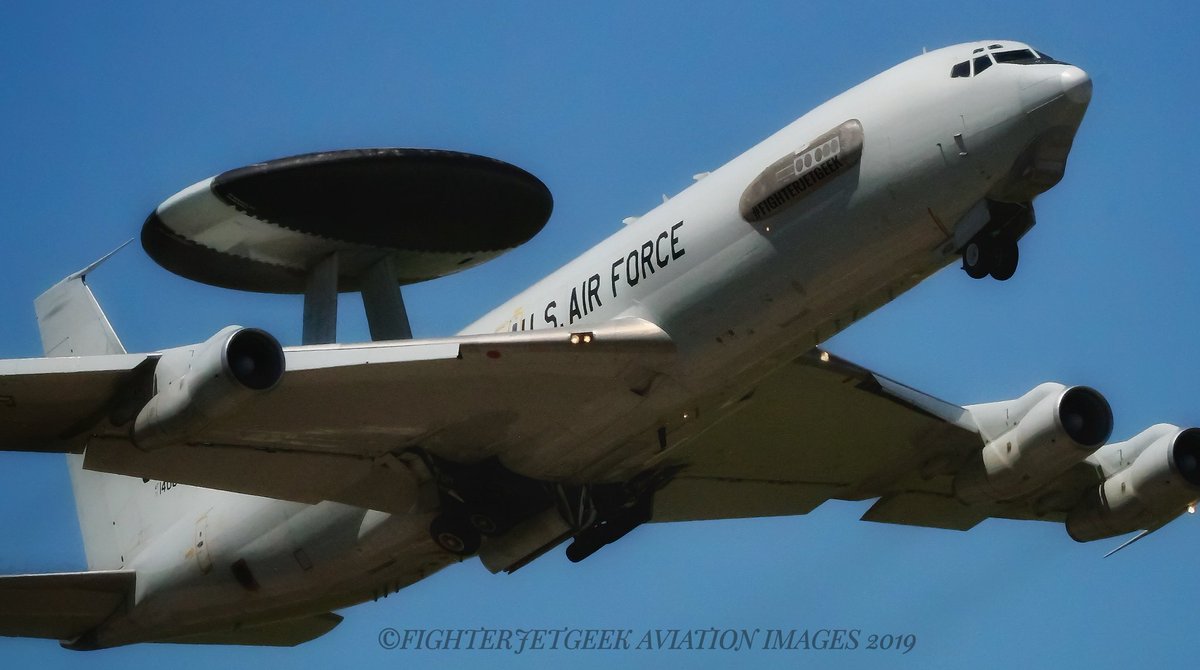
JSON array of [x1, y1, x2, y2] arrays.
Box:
[[950, 45, 1068, 78], [994, 49, 1040, 64]]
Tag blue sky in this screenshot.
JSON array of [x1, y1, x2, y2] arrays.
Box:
[[1, 1, 1198, 668]]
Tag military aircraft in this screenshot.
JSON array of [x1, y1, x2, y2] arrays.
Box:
[[2, 39, 1192, 650]]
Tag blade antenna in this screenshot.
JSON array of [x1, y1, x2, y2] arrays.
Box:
[[68, 238, 135, 282], [1103, 528, 1158, 558]]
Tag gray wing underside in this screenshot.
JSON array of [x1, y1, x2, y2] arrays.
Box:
[[647, 350, 1084, 531], [1, 319, 674, 514], [0, 354, 151, 452], [0, 570, 133, 642], [0, 569, 338, 646]]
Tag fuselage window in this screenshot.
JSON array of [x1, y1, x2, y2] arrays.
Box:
[[973, 55, 993, 75], [951, 61, 970, 78]]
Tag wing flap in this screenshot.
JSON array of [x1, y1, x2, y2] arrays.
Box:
[[653, 477, 840, 522], [160, 613, 343, 647], [84, 438, 424, 514], [0, 570, 134, 641], [860, 492, 987, 531]]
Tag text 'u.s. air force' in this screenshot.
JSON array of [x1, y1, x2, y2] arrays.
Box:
[[509, 221, 685, 331]]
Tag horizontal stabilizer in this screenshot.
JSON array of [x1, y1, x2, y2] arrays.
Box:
[[0, 570, 134, 642]]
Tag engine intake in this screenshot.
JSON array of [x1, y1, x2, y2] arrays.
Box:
[[133, 326, 285, 450], [955, 383, 1112, 503], [1066, 426, 1200, 542], [1058, 386, 1114, 447], [225, 328, 286, 390]]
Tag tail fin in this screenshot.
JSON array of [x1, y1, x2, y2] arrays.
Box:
[[35, 245, 144, 571], [34, 241, 130, 357]]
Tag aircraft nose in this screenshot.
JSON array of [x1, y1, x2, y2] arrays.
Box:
[[1020, 63, 1092, 115], [1060, 66, 1092, 106]]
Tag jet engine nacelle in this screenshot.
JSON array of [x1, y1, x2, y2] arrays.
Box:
[[133, 326, 285, 450], [954, 383, 1112, 503], [1066, 425, 1200, 542]]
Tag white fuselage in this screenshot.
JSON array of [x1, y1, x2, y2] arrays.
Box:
[[90, 41, 1091, 646]]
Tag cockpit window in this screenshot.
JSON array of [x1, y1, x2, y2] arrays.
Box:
[[994, 49, 1040, 64], [1031, 49, 1067, 65], [954, 45, 1056, 78]]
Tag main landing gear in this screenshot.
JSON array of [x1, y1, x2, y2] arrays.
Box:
[[419, 450, 676, 563], [421, 455, 555, 557], [565, 491, 653, 563], [563, 469, 674, 563], [430, 513, 481, 556]]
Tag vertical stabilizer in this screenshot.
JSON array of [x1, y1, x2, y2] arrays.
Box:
[[34, 245, 141, 571], [34, 242, 130, 357]]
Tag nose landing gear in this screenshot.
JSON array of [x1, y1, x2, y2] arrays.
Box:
[[960, 200, 1032, 282], [962, 235, 1019, 281]]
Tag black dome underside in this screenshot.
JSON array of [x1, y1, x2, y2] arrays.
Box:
[[141, 148, 553, 293], [211, 148, 552, 252]]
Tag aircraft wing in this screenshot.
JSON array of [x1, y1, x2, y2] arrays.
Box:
[[3, 318, 675, 514], [1, 321, 1090, 531], [0, 570, 134, 642], [645, 349, 1050, 531], [0, 354, 153, 453]]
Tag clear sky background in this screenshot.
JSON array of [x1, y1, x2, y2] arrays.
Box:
[[1, 1, 1197, 668]]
